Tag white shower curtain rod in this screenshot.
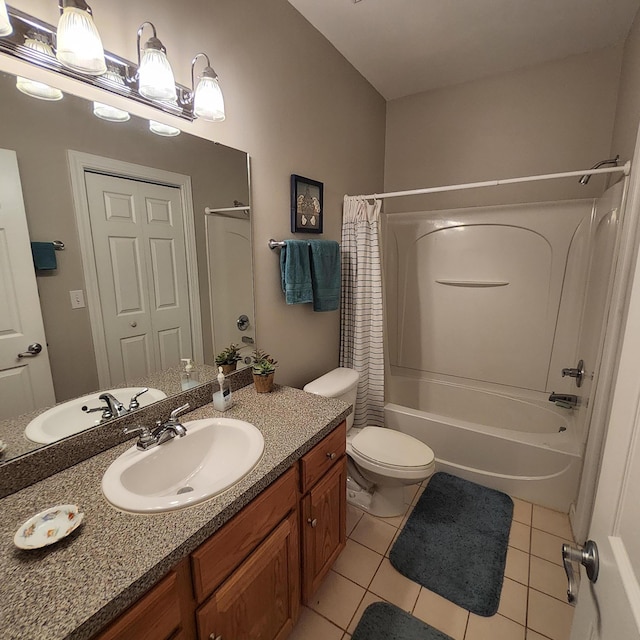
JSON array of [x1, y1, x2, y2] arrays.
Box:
[[346, 162, 631, 202]]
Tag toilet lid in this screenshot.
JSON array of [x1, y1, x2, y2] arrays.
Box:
[[351, 427, 435, 469]]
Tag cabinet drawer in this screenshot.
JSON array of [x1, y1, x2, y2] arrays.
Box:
[[191, 466, 298, 603], [93, 570, 182, 640], [300, 421, 346, 493]]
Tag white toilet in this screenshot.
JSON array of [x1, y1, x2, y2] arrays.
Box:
[[304, 367, 436, 517]]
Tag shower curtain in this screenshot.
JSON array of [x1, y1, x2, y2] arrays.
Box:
[[340, 196, 384, 428]]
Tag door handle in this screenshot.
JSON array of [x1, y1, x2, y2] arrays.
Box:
[[562, 540, 599, 604], [17, 343, 43, 358]]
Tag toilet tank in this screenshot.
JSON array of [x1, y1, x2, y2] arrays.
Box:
[[303, 367, 360, 430]]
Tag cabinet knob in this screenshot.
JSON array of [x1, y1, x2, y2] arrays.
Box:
[[209, 634, 222, 640], [307, 517, 318, 528], [326, 452, 336, 460]]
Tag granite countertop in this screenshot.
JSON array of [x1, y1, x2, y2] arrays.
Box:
[[0, 385, 350, 640]]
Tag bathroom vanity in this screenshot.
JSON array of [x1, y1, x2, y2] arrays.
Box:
[[0, 385, 350, 640]]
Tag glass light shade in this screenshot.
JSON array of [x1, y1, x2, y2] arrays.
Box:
[[0, 1, 12, 37], [149, 119, 181, 137], [56, 6, 106, 75], [193, 75, 225, 122], [138, 47, 176, 101], [16, 75, 64, 101], [93, 68, 130, 121], [16, 39, 63, 101], [93, 101, 130, 122]]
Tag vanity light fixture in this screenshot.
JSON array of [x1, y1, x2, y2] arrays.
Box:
[[0, 0, 12, 37], [93, 67, 130, 122], [16, 35, 63, 101], [56, 0, 106, 76], [136, 22, 176, 102], [0, 6, 228, 123], [188, 53, 225, 122]]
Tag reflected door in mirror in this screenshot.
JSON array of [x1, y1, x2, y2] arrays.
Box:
[[85, 172, 194, 386], [0, 149, 55, 418]]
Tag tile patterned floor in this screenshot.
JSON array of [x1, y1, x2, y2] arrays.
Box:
[[289, 482, 577, 640]]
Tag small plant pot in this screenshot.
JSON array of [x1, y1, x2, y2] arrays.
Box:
[[220, 363, 237, 375], [253, 372, 275, 393]]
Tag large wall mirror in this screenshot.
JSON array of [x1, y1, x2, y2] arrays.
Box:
[[0, 69, 255, 464]]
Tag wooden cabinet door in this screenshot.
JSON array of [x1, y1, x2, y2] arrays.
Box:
[[301, 456, 347, 603], [94, 559, 195, 640], [196, 511, 300, 640]]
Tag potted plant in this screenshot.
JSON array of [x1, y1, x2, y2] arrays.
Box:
[[252, 348, 278, 393], [215, 343, 242, 375]]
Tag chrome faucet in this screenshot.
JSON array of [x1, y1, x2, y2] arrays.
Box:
[[82, 388, 149, 421], [98, 392, 127, 418], [124, 403, 190, 450], [548, 392, 579, 408]]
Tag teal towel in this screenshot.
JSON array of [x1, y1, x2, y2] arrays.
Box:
[[280, 240, 313, 304], [31, 242, 57, 270], [309, 239, 340, 311]]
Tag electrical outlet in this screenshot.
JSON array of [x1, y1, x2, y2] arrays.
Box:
[[70, 289, 85, 309]]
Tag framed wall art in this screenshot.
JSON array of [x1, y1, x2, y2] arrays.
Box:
[[291, 174, 323, 233]]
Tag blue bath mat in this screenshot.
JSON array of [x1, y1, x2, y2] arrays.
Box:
[[389, 472, 513, 617], [352, 602, 454, 640]]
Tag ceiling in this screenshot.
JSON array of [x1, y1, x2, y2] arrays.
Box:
[[288, 0, 640, 100]]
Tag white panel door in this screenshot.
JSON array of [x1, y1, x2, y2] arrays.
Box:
[[568, 232, 640, 638], [84, 172, 192, 385], [0, 149, 55, 418]]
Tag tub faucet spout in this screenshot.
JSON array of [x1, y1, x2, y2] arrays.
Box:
[[548, 392, 578, 408]]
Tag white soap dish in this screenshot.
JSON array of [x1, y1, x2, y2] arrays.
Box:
[[14, 504, 84, 550]]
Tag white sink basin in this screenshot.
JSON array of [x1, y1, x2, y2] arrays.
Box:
[[101, 418, 265, 513], [24, 387, 167, 444]]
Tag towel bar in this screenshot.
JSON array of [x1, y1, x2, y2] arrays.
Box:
[[268, 239, 286, 249]]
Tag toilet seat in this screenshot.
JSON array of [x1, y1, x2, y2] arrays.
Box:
[[349, 427, 435, 479]]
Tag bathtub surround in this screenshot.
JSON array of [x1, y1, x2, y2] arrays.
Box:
[[340, 197, 384, 428], [352, 602, 454, 640], [390, 473, 513, 618]]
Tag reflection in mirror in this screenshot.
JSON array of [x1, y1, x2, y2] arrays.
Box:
[[0, 69, 254, 463]]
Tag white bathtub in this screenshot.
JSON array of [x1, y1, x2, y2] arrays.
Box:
[[385, 379, 583, 512]]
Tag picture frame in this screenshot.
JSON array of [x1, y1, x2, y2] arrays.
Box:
[[291, 174, 323, 234]]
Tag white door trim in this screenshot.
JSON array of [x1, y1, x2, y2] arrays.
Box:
[[67, 150, 203, 387]]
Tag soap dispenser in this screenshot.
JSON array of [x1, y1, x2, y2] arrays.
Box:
[[180, 358, 199, 390], [213, 366, 233, 411]]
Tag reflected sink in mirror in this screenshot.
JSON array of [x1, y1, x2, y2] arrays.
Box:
[[102, 418, 265, 513], [24, 388, 167, 445]]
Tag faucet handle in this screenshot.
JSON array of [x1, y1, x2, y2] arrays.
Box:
[[168, 403, 190, 422], [123, 425, 155, 448], [128, 387, 149, 411]]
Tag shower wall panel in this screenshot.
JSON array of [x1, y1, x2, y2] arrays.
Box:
[[386, 200, 593, 392]]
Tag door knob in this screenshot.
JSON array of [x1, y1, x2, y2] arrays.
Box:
[[561, 359, 585, 388], [562, 539, 599, 604], [17, 343, 42, 358]]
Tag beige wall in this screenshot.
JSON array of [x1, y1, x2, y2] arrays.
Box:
[[3, 0, 387, 390], [384, 47, 623, 213], [611, 9, 640, 162]]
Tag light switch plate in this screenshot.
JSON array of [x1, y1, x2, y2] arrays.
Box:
[[70, 289, 85, 309]]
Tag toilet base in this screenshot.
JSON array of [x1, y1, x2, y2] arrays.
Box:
[[346, 482, 406, 518]]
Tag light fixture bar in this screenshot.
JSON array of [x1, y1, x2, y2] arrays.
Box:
[[0, 5, 196, 121]]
